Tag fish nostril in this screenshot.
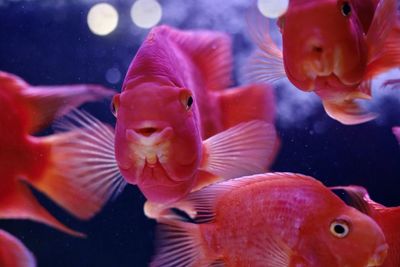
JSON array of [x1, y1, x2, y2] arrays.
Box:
[[312, 45, 323, 53], [135, 127, 159, 137]]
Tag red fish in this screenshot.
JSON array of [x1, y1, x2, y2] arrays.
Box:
[[331, 185, 400, 267], [0, 71, 113, 266], [151, 173, 388, 267], [0, 230, 34, 267], [55, 25, 279, 219], [246, 0, 400, 125]]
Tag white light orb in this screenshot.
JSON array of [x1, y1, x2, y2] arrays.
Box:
[[87, 3, 119, 36], [130, 0, 162, 29], [105, 67, 122, 84], [257, 0, 289, 19]]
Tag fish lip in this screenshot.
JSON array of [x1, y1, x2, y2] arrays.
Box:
[[126, 125, 174, 144], [367, 243, 388, 267]]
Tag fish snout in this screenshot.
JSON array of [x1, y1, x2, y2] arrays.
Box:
[[367, 243, 388, 267], [303, 37, 333, 76]]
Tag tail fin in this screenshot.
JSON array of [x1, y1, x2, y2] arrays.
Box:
[[0, 182, 82, 237], [22, 83, 114, 134], [28, 110, 124, 220], [217, 83, 276, 129], [151, 220, 220, 267], [0, 230, 35, 267]]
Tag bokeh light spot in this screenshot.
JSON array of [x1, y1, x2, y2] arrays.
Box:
[[87, 3, 119, 36], [131, 0, 162, 29], [105, 67, 122, 84], [257, 0, 289, 19]]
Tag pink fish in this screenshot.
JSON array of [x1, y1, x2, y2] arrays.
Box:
[[56, 25, 279, 219], [246, 0, 400, 125], [151, 173, 388, 267], [331, 185, 400, 267], [0, 71, 114, 266], [392, 126, 400, 144]]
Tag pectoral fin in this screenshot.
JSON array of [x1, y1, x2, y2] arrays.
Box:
[[322, 99, 377, 125]]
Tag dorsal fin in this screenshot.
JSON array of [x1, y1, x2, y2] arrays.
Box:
[[163, 25, 233, 91]]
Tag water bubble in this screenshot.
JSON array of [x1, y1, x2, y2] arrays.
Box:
[[257, 0, 288, 19]]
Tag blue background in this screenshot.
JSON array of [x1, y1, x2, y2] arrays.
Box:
[[0, 1, 399, 266]]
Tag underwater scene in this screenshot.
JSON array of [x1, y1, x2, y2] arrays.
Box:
[[1, 0, 400, 266]]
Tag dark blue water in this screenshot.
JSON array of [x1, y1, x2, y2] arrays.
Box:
[[1, 1, 399, 266]]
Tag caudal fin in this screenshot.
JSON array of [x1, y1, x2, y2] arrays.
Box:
[[217, 83, 276, 129], [28, 110, 124, 220], [0, 181, 82, 237], [0, 230, 35, 267], [151, 220, 221, 267]]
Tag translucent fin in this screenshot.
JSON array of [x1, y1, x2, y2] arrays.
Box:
[[366, 0, 397, 60], [0, 182, 83, 237], [150, 220, 219, 267], [250, 232, 292, 267], [201, 120, 279, 179], [33, 109, 125, 219], [243, 10, 286, 83], [322, 99, 377, 125], [0, 230, 35, 267], [159, 25, 233, 91], [217, 83, 276, 128]]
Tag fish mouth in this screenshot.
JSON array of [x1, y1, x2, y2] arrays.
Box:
[[367, 243, 388, 267]]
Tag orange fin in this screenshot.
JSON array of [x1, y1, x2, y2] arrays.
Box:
[[0, 182, 82, 237], [250, 231, 293, 267], [366, 0, 397, 60], [29, 110, 124, 220], [160, 25, 233, 91], [322, 99, 377, 125], [243, 9, 286, 83], [0, 230, 35, 267], [200, 120, 279, 179], [22, 83, 114, 133], [217, 83, 276, 128], [150, 220, 221, 267]]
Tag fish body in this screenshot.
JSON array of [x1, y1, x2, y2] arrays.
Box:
[[247, 0, 400, 125], [59, 25, 279, 212], [0, 71, 114, 266], [152, 173, 388, 267], [332, 186, 400, 267]]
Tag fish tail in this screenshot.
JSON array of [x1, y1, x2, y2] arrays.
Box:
[[0, 181, 83, 237], [26, 109, 123, 221], [151, 220, 221, 267], [0, 230, 35, 267]]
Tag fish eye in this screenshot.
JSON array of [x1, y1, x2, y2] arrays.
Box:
[[110, 94, 120, 117], [340, 1, 351, 17], [179, 90, 194, 111], [330, 220, 350, 238]]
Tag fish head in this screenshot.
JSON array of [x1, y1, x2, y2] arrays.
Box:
[[303, 206, 388, 267], [112, 83, 202, 203], [281, 0, 370, 93]]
